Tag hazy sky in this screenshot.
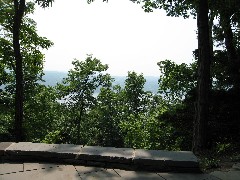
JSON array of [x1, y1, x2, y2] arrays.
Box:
[[32, 0, 198, 76]]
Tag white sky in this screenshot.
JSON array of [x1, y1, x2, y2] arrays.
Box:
[[32, 0, 198, 76]]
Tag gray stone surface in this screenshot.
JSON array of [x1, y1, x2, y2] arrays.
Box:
[[232, 163, 240, 170], [75, 165, 121, 179], [0, 164, 80, 180], [5, 142, 83, 159], [5, 142, 32, 151], [134, 149, 199, 168], [2, 162, 240, 180], [2, 142, 201, 173], [0, 142, 14, 156], [114, 169, 164, 179], [77, 146, 134, 163], [134, 149, 164, 164], [0, 163, 23, 175], [74, 166, 106, 174], [210, 170, 240, 180], [158, 172, 220, 180], [24, 163, 62, 171]]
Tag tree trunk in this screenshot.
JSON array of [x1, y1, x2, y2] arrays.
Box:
[[193, 0, 211, 154], [220, 11, 240, 138], [220, 13, 240, 90], [77, 104, 84, 145], [13, 0, 25, 142]]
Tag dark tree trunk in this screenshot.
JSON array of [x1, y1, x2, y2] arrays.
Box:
[[193, 0, 211, 154], [220, 13, 240, 90], [13, 0, 25, 142], [220, 11, 240, 138]]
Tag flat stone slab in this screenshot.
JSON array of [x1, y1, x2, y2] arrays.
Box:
[[134, 149, 199, 168], [1, 142, 200, 173], [74, 166, 106, 174], [158, 172, 220, 180], [232, 163, 240, 170], [0, 163, 23, 175], [210, 170, 240, 180], [0, 164, 79, 180], [0, 142, 13, 156], [5, 142, 83, 159], [75, 165, 121, 179], [1, 162, 238, 180], [114, 169, 164, 179], [24, 163, 62, 171], [77, 146, 134, 164]]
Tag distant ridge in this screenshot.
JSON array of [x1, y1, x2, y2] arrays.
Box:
[[42, 71, 159, 94], [42, 71, 67, 86]]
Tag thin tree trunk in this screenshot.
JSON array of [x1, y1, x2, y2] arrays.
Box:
[[208, 10, 214, 88], [193, 0, 211, 154], [13, 0, 25, 142], [77, 103, 84, 145]]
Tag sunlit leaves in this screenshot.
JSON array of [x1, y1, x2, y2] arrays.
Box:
[[124, 71, 146, 115], [35, 0, 54, 8], [158, 59, 197, 103], [87, 0, 108, 4], [0, 0, 53, 139], [130, 0, 197, 18], [58, 56, 109, 144]]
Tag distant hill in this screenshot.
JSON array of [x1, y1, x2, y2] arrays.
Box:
[[42, 71, 159, 94], [42, 71, 68, 86]]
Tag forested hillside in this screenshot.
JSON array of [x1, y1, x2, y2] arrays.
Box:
[[42, 71, 159, 94], [1, 0, 240, 167]]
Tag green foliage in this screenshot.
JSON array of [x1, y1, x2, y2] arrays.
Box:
[[120, 111, 183, 150], [0, 0, 239, 156], [57, 56, 109, 144], [0, 0, 53, 141], [124, 71, 147, 115], [200, 157, 220, 170], [211, 50, 231, 90], [23, 85, 63, 141], [86, 83, 124, 147], [130, 0, 197, 18], [87, 0, 108, 4], [215, 142, 231, 155], [158, 59, 197, 103], [34, 0, 55, 8], [41, 130, 62, 144], [0, 0, 53, 92]]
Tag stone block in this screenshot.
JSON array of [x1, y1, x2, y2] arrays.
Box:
[[0, 142, 14, 156], [105, 162, 134, 171], [133, 149, 200, 172], [5, 142, 83, 159], [133, 149, 165, 166], [134, 149, 199, 170], [163, 151, 199, 168], [77, 146, 134, 164]]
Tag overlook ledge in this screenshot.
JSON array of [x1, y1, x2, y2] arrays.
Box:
[[0, 142, 199, 173]]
